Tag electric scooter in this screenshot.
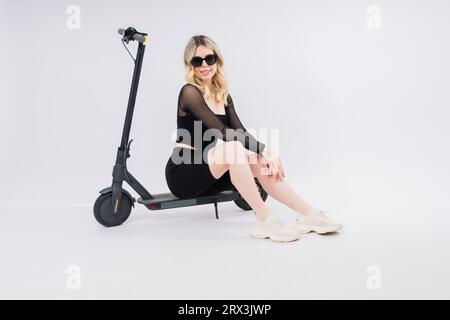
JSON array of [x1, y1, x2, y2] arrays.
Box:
[[93, 27, 268, 227]]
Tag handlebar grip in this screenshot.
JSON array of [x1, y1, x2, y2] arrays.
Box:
[[133, 33, 146, 43], [118, 27, 147, 43]]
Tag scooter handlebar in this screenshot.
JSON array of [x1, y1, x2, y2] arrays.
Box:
[[118, 27, 147, 43]]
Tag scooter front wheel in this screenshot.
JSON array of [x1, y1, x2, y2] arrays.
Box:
[[93, 192, 133, 227]]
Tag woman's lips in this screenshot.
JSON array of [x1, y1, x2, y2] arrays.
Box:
[[200, 70, 210, 75]]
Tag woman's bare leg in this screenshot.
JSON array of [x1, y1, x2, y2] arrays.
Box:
[[207, 141, 271, 221], [246, 154, 313, 216]]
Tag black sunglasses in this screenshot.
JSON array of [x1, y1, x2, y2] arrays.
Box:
[[190, 54, 217, 68]]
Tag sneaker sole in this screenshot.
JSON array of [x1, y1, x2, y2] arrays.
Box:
[[251, 232, 300, 243], [295, 224, 343, 235]]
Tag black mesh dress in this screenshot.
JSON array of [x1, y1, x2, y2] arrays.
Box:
[[165, 84, 266, 199]]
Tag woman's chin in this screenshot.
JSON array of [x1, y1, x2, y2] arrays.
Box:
[[197, 73, 214, 81]]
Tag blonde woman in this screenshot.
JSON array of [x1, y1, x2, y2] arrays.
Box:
[[165, 35, 343, 242]]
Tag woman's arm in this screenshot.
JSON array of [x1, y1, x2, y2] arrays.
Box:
[[225, 94, 285, 180], [225, 95, 246, 130], [179, 84, 266, 155], [225, 93, 268, 156]]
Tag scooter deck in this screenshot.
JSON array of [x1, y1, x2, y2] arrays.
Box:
[[137, 190, 240, 210]]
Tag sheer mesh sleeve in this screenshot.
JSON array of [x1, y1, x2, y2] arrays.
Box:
[[225, 94, 266, 153], [179, 84, 266, 155]]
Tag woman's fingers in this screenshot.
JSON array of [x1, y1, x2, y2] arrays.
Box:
[[268, 158, 280, 181], [259, 156, 271, 176], [261, 152, 285, 182], [265, 160, 274, 177], [278, 159, 285, 179], [276, 159, 284, 182], [271, 161, 281, 180], [265, 162, 271, 176], [276, 165, 283, 182], [263, 156, 284, 182]]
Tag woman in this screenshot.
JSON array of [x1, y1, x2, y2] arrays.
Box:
[[165, 34, 343, 242]]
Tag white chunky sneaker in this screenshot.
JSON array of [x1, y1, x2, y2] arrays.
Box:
[[251, 214, 300, 243], [293, 207, 343, 234]]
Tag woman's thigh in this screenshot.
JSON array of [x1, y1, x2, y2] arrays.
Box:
[[207, 141, 249, 179], [165, 147, 223, 199]]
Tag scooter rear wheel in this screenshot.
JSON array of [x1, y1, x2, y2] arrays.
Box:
[[93, 192, 133, 227]]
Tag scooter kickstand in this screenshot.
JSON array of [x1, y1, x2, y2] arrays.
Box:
[[214, 201, 219, 219]]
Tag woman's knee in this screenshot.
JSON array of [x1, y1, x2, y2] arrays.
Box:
[[207, 146, 229, 179]]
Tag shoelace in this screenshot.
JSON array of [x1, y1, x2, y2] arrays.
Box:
[[263, 217, 285, 226], [316, 211, 341, 226], [318, 211, 328, 219], [296, 210, 327, 222]]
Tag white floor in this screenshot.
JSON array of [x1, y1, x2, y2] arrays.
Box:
[[1, 196, 449, 300]]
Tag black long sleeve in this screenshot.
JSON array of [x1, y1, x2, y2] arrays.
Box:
[[225, 94, 265, 150], [179, 84, 266, 155]]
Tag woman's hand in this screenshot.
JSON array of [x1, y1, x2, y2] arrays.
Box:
[[259, 147, 285, 182]]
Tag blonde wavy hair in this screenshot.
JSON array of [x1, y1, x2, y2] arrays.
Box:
[[183, 34, 229, 105]]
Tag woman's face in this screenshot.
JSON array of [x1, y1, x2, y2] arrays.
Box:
[[192, 45, 217, 83]]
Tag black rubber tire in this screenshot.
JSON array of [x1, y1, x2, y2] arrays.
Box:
[[93, 192, 133, 227], [234, 177, 268, 211]]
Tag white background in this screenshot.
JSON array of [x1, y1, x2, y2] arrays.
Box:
[[1, 0, 449, 299]]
